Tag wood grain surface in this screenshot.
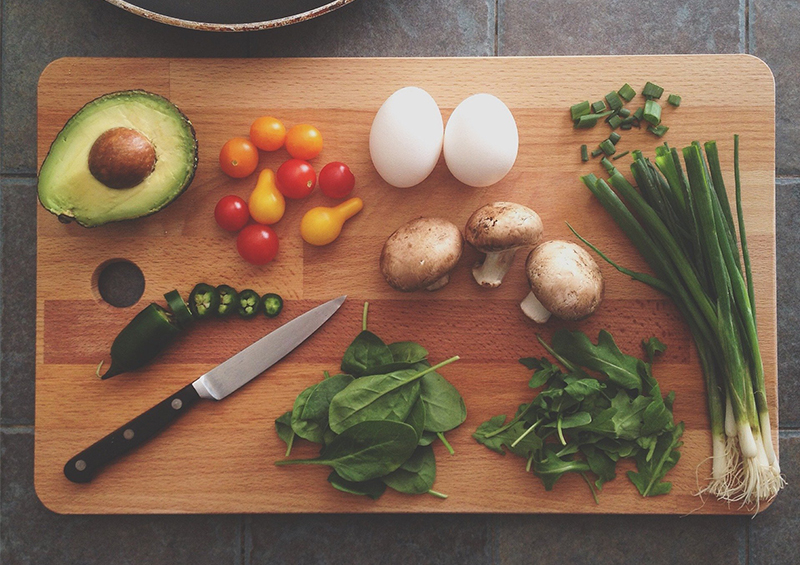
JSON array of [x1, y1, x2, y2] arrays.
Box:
[[35, 56, 777, 514]]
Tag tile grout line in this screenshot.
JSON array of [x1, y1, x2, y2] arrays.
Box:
[[493, 0, 499, 56], [745, 0, 751, 54]]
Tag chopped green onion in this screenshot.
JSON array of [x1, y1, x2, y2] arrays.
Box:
[[608, 115, 623, 130], [609, 132, 621, 145], [643, 100, 662, 125], [618, 83, 636, 102], [600, 157, 615, 174], [573, 111, 613, 129], [642, 81, 664, 99], [591, 147, 603, 158], [619, 108, 631, 118], [621, 116, 637, 126], [570, 101, 591, 121], [599, 139, 616, 156], [612, 150, 630, 160], [581, 144, 589, 162], [648, 124, 669, 137], [605, 91, 624, 111], [591, 100, 606, 113], [633, 107, 644, 121], [668, 93, 682, 107], [620, 123, 633, 131]]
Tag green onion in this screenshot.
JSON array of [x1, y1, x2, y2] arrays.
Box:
[[633, 107, 644, 121], [605, 91, 624, 111], [620, 123, 633, 131], [608, 115, 623, 130], [600, 157, 615, 173], [591, 147, 603, 158], [642, 81, 664, 99], [573, 111, 613, 129], [576, 138, 784, 507], [612, 150, 630, 160], [609, 132, 621, 145], [618, 83, 636, 102], [570, 101, 591, 121], [599, 139, 616, 156], [643, 100, 662, 125], [648, 125, 669, 137], [581, 144, 589, 162], [591, 100, 606, 113], [668, 94, 682, 107], [619, 108, 632, 118]]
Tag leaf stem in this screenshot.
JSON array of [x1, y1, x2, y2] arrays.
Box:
[[362, 302, 369, 332], [437, 432, 455, 455], [285, 432, 295, 458], [580, 472, 600, 505], [427, 489, 448, 499]]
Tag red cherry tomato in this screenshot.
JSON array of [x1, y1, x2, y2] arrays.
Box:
[[318, 162, 356, 199], [214, 195, 250, 232], [276, 159, 316, 199], [237, 224, 279, 265]]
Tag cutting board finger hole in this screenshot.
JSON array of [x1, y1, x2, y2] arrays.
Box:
[[92, 259, 146, 308]]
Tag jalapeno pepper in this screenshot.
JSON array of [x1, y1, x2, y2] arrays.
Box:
[[101, 303, 181, 379], [261, 293, 284, 318], [237, 289, 261, 318], [216, 285, 239, 316], [189, 283, 220, 319], [164, 289, 193, 328]]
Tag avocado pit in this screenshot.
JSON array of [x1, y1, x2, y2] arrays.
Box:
[[88, 127, 156, 189]]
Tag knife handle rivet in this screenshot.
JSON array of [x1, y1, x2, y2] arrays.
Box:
[[123, 429, 135, 440], [171, 398, 183, 410], [75, 460, 87, 471]]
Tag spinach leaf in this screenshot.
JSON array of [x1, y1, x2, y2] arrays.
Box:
[[388, 341, 429, 364], [418, 431, 438, 446], [275, 420, 418, 482], [627, 422, 684, 496], [533, 446, 591, 491], [328, 369, 422, 434], [552, 329, 643, 393], [382, 444, 437, 495], [420, 371, 467, 433], [406, 397, 426, 442], [340, 331, 394, 377], [275, 411, 295, 457], [291, 374, 354, 443], [327, 471, 386, 500]]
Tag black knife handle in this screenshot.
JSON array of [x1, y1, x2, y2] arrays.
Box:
[[64, 383, 202, 483]]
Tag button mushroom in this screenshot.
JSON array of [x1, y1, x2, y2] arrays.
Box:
[[520, 240, 604, 323], [464, 202, 543, 288], [380, 217, 463, 291]]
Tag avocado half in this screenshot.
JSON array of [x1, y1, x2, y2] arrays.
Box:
[[38, 90, 198, 227]]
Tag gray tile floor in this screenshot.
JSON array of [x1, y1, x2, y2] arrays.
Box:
[[1, 0, 798, 563]]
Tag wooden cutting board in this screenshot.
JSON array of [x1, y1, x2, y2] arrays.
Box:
[[35, 56, 777, 514]]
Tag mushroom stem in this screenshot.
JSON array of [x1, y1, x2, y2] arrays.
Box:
[[520, 291, 552, 323], [425, 274, 450, 291], [472, 249, 518, 288]]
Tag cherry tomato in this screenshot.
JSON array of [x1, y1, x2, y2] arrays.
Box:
[[276, 159, 316, 199], [250, 116, 286, 152], [219, 137, 259, 178], [214, 195, 250, 232], [285, 124, 323, 160], [237, 224, 279, 265], [318, 162, 356, 199]]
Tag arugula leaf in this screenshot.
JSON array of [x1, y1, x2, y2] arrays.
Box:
[[564, 378, 605, 400], [582, 444, 617, 490], [642, 337, 667, 362], [610, 391, 651, 440], [472, 415, 543, 459], [291, 374, 354, 443], [327, 471, 387, 500], [520, 357, 562, 388], [382, 445, 436, 495], [552, 330, 643, 392], [275, 411, 295, 457], [340, 331, 394, 377], [627, 423, 684, 496], [533, 446, 591, 491], [275, 420, 418, 482]]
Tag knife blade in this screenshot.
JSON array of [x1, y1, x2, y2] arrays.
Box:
[[64, 295, 346, 484]]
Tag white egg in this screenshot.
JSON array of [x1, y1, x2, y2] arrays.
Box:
[[369, 86, 444, 188], [443, 93, 519, 187]]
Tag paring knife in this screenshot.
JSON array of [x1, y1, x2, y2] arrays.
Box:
[[64, 295, 346, 483]]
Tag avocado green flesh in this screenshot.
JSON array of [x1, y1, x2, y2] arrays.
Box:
[[38, 91, 197, 227]]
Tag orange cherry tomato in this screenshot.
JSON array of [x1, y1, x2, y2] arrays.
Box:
[[285, 124, 323, 160], [250, 116, 286, 152], [219, 137, 259, 179]]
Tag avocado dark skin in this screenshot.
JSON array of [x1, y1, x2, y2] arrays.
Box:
[[88, 127, 157, 189]]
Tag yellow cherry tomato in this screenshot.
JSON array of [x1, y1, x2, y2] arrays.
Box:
[[248, 169, 285, 225], [300, 197, 363, 246]]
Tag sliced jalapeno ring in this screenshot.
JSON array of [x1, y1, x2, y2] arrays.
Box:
[[261, 293, 284, 318], [164, 289, 193, 328], [237, 289, 261, 319], [189, 283, 220, 319], [216, 285, 239, 317], [101, 303, 181, 379]]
